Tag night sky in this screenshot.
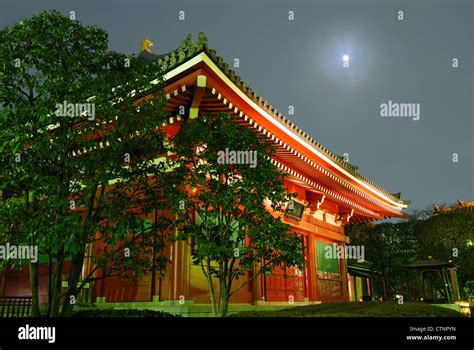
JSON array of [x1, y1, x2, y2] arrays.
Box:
[[1, 0, 473, 212]]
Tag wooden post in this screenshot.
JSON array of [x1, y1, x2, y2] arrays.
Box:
[[151, 210, 159, 302], [307, 233, 318, 301], [449, 268, 461, 301], [340, 243, 349, 301]]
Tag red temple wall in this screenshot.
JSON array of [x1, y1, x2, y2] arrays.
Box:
[[1, 262, 72, 304]]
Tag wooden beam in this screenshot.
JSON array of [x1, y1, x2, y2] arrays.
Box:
[[189, 75, 207, 119], [191, 86, 205, 108], [189, 108, 199, 119]]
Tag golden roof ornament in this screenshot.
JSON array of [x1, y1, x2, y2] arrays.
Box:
[[140, 39, 154, 54]]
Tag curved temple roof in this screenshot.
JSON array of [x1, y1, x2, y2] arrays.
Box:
[[139, 33, 408, 218]]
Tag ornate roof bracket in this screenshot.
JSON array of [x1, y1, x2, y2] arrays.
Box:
[[336, 209, 355, 224]]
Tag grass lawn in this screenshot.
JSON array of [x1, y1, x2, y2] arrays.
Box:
[[233, 302, 465, 317]]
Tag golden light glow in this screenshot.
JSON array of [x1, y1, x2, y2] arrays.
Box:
[[140, 39, 154, 54], [456, 301, 471, 317]]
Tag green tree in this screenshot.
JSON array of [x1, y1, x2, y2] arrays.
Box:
[[346, 207, 474, 301], [346, 221, 419, 300], [0, 11, 172, 316], [168, 113, 306, 316], [415, 212, 474, 295]]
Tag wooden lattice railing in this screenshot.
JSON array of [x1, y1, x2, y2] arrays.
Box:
[[0, 296, 32, 317]]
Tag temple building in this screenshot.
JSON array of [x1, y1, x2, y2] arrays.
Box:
[[94, 33, 408, 307], [1, 33, 408, 312], [433, 200, 474, 215]]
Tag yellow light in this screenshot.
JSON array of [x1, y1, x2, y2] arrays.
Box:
[[456, 301, 471, 317]]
